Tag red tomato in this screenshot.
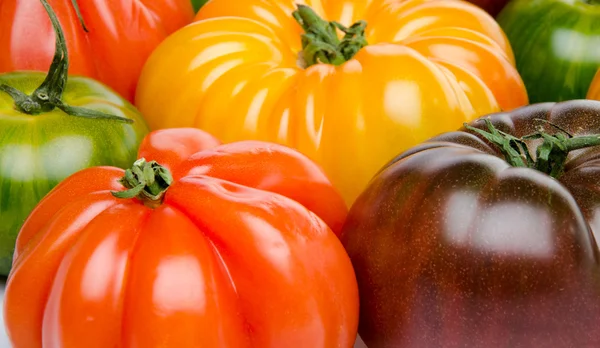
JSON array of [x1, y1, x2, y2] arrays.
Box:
[[0, 0, 194, 101], [4, 128, 357, 347]]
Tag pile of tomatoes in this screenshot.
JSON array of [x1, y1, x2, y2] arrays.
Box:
[[2, 0, 600, 347]]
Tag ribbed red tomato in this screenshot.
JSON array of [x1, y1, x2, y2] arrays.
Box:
[[4, 128, 358, 347], [0, 0, 194, 101]]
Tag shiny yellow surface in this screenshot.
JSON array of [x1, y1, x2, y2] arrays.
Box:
[[135, 0, 528, 205]]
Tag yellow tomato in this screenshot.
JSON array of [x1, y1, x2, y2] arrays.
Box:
[[135, 0, 528, 205]]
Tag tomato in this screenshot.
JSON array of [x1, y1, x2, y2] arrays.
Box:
[[0, 1, 148, 276], [4, 126, 357, 348], [191, 0, 209, 12], [466, 0, 510, 16], [341, 99, 600, 347], [135, 0, 528, 205], [497, 0, 600, 103], [0, 0, 194, 102], [587, 68, 600, 100]]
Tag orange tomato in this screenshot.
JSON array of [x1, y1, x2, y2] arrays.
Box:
[[135, 0, 528, 205], [0, 0, 194, 102], [588, 69, 600, 101], [4, 128, 357, 348]]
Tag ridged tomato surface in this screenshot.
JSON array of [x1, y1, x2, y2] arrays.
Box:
[[136, 0, 528, 204]]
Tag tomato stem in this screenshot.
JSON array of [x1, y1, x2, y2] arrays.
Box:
[[70, 0, 89, 32], [0, 0, 132, 123], [464, 118, 600, 179], [111, 158, 173, 209], [293, 4, 368, 68]]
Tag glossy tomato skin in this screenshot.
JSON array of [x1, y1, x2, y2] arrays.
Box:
[[498, 0, 600, 103], [135, 0, 527, 206], [4, 128, 357, 348], [0, 72, 148, 276], [341, 100, 600, 347], [0, 0, 194, 101], [587, 68, 600, 100]]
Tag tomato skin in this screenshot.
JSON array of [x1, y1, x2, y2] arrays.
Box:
[[135, 0, 527, 206], [0, 0, 194, 101], [4, 128, 357, 348], [587, 69, 600, 101], [497, 0, 600, 103], [341, 100, 600, 347], [137, 127, 222, 172], [191, 0, 209, 12], [466, 0, 510, 15], [0, 72, 148, 276]]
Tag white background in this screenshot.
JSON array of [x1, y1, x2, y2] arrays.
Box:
[[0, 280, 10, 347]]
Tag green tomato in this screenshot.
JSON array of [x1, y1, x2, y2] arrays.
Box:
[[0, 72, 148, 275], [0, 0, 150, 276], [497, 0, 600, 103]]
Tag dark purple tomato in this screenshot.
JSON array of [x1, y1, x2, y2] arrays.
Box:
[[467, 0, 510, 16], [342, 100, 600, 348]]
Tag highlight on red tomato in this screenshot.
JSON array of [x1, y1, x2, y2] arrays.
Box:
[[135, 0, 528, 206], [4, 127, 358, 348], [342, 99, 600, 347], [0, 0, 148, 276], [0, 0, 195, 102]]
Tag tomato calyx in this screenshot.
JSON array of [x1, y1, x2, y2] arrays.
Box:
[[111, 158, 173, 209], [0, 0, 132, 123], [464, 118, 600, 178], [293, 4, 368, 68]]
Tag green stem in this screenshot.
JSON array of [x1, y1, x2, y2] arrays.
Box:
[[0, 0, 132, 123], [292, 4, 368, 68], [463, 119, 600, 179], [565, 135, 600, 151], [464, 118, 532, 168], [111, 159, 173, 209], [70, 0, 89, 32]]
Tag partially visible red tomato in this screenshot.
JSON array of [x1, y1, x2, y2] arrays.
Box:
[[0, 0, 194, 101], [4, 128, 357, 348]]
